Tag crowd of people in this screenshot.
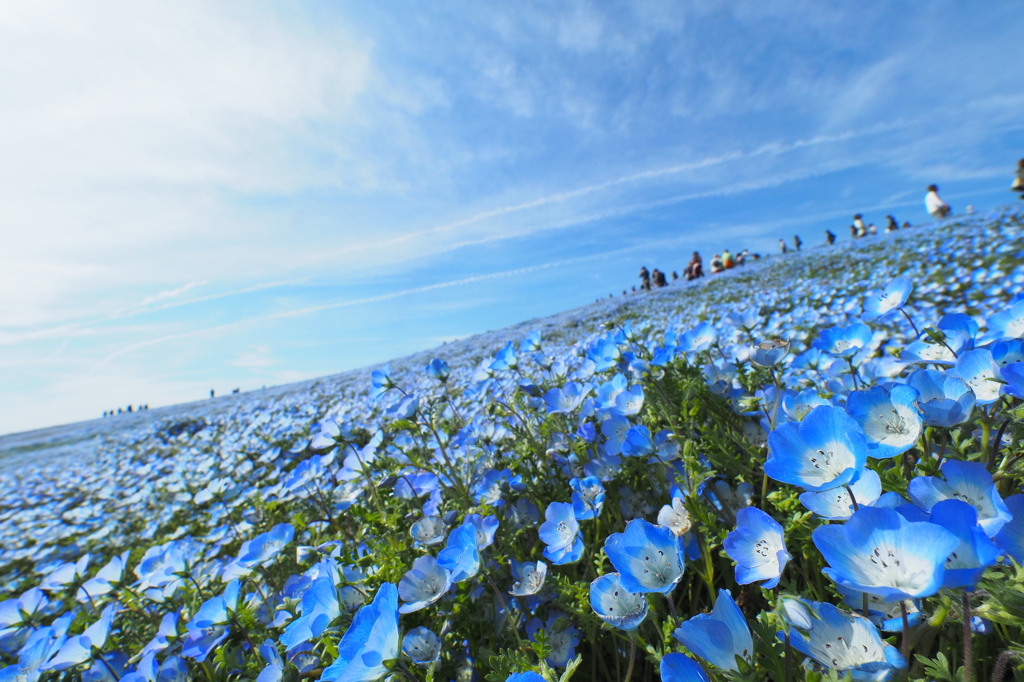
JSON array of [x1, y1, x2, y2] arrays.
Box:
[[103, 404, 149, 417]]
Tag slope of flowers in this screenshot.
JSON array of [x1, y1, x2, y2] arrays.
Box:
[[3, 207, 1024, 682]]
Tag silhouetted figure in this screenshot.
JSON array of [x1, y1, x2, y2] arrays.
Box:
[[127, 405, 133, 413], [671, 270, 678, 280], [779, 239, 787, 254], [1014, 159, 1024, 199], [117, 407, 122, 414], [849, 224, 858, 239], [853, 214, 867, 237], [793, 235, 802, 251], [902, 221, 911, 229], [926, 184, 951, 219], [825, 229, 836, 245], [722, 249, 735, 269], [886, 215, 899, 232], [710, 253, 724, 273], [210, 389, 215, 398], [232, 388, 240, 394], [639, 266, 651, 291], [686, 252, 704, 280]]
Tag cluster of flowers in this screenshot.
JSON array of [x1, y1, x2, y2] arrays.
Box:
[[2, 208, 1024, 682]]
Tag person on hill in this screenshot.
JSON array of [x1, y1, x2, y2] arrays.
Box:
[[1013, 159, 1024, 199], [825, 229, 836, 245], [885, 215, 899, 232], [671, 270, 679, 281], [652, 269, 667, 287], [793, 235, 802, 251], [736, 250, 747, 265], [849, 223, 858, 239], [779, 239, 788, 254], [686, 252, 704, 280], [639, 266, 651, 290], [722, 248, 735, 269], [710, 253, 725, 273], [926, 184, 951, 219], [868, 223, 877, 236], [853, 214, 867, 237]]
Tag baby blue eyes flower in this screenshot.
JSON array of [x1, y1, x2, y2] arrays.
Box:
[[749, 339, 790, 367], [604, 519, 685, 594], [370, 365, 395, 400], [620, 424, 653, 458], [539, 502, 584, 565], [410, 516, 447, 546], [905, 369, 976, 427], [398, 555, 452, 614], [813, 506, 958, 601], [402, 627, 441, 666], [928, 499, 999, 589], [660, 653, 711, 682], [799, 469, 882, 520], [765, 405, 868, 492], [589, 573, 648, 630], [543, 382, 590, 414], [657, 496, 692, 536], [812, 323, 873, 359], [281, 577, 341, 650], [861, 277, 913, 320], [907, 460, 1012, 537], [42, 604, 117, 671], [489, 342, 518, 372], [987, 298, 1024, 340], [526, 616, 579, 668], [845, 385, 922, 459], [437, 523, 481, 583], [320, 583, 399, 682], [726, 309, 760, 332], [509, 560, 547, 596], [601, 415, 631, 456], [786, 602, 906, 678], [673, 589, 752, 672], [677, 322, 718, 353], [723, 507, 791, 589], [239, 523, 294, 567], [994, 495, 1024, 562], [950, 348, 1001, 405], [505, 674, 546, 682], [425, 358, 450, 383], [465, 514, 499, 550], [570, 476, 605, 520]]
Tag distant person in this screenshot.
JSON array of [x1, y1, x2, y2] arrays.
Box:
[[710, 253, 725, 273], [652, 269, 667, 287], [885, 215, 899, 232], [722, 248, 735, 269], [902, 221, 911, 229], [779, 239, 788, 254], [925, 184, 951, 219], [686, 252, 704, 280], [671, 270, 678, 281], [868, 223, 877, 236], [849, 224, 858, 239], [825, 229, 836, 245], [127, 405, 133, 413], [793, 235, 802, 251], [1013, 159, 1024, 199], [853, 214, 867, 237], [210, 389, 215, 398], [639, 266, 651, 291], [736, 249, 748, 265]]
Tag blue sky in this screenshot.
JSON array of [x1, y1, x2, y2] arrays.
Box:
[[2, 1, 1023, 434]]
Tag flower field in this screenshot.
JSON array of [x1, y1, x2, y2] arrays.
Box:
[[4, 207, 1024, 682]]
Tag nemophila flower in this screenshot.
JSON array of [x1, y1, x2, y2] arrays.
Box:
[[78, 552, 128, 603], [862, 277, 913, 320], [813, 506, 958, 601], [509, 560, 547, 596], [749, 339, 790, 367], [987, 298, 1024, 340], [905, 369, 976, 427], [83, 652, 128, 682], [994, 495, 1024, 562], [320, 583, 399, 682], [40, 554, 91, 591], [1, 625, 66, 682], [673, 589, 752, 672], [765, 405, 868, 492], [281, 578, 340, 650], [425, 358, 449, 383], [255, 640, 284, 682], [505, 674, 546, 682], [907, 460, 1012, 537], [465, 514, 499, 550], [723, 507, 791, 589], [928, 499, 999, 589], [589, 573, 648, 630], [402, 627, 441, 667], [398, 555, 451, 614], [620, 424, 653, 457], [506, 498, 541, 530], [588, 337, 621, 371], [786, 602, 906, 679], [42, 604, 117, 671], [240, 523, 294, 566], [601, 415, 631, 456], [726, 308, 760, 333], [385, 395, 419, 420], [394, 472, 440, 499], [543, 382, 590, 414], [813, 323, 872, 359], [0, 587, 48, 642], [410, 516, 446, 546], [370, 365, 396, 400], [950, 348, 1001, 405], [799, 469, 882, 520], [437, 523, 481, 582], [845, 385, 922, 459], [1001, 363, 1024, 399], [660, 653, 711, 682], [539, 502, 584, 565], [834, 584, 923, 633], [657, 496, 692, 536], [570, 476, 606, 520], [605, 519, 685, 594], [520, 330, 542, 352], [490, 342, 518, 372], [139, 611, 179, 658], [677, 321, 718, 352], [181, 580, 241, 661], [526, 616, 579, 668]]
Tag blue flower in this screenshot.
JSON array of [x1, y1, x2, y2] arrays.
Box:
[[928, 499, 1000, 590], [905, 369, 975, 427], [570, 476, 605, 520], [813, 506, 958, 601], [987, 298, 1024, 340], [834, 584, 923, 633], [725, 309, 759, 333], [600, 415, 631, 456], [781, 388, 832, 422], [281, 577, 340, 650], [509, 560, 547, 596], [526, 615, 579, 668], [256, 640, 284, 682], [677, 322, 718, 352], [723, 507, 791, 589], [862, 277, 912, 320], [765, 405, 868, 492], [398, 555, 451, 614], [1001, 363, 1024, 399], [410, 516, 447, 546], [950, 348, 1001, 405], [425, 358, 450, 383], [370, 365, 396, 400], [40, 604, 117, 671], [589, 573, 648, 631], [538, 502, 584, 565], [320, 583, 399, 682], [660, 654, 711, 682], [490, 342, 518, 372], [604, 519, 685, 594], [994, 494, 1024, 562], [813, 323, 872, 359], [505, 674, 546, 682], [402, 627, 441, 667], [77, 553, 128, 603], [907, 460, 1012, 537], [799, 469, 882, 520], [673, 589, 752, 672], [620, 424, 653, 458], [845, 385, 922, 459], [437, 523, 481, 583], [465, 513, 499, 550], [543, 382, 590, 414], [749, 339, 790, 367], [238, 523, 294, 567], [787, 602, 906, 679]]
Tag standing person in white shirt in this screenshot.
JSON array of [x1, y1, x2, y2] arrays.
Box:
[[925, 184, 951, 219]]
